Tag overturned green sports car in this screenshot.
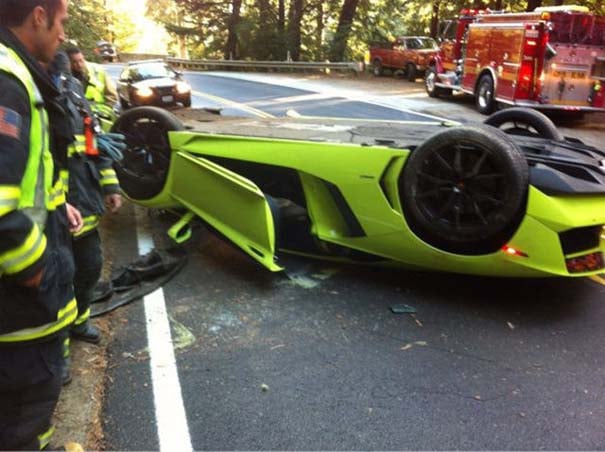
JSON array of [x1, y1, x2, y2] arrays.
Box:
[[111, 106, 605, 278]]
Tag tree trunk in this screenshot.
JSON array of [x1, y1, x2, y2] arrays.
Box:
[[493, 0, 503, 10], [526, 0, 542, 12], [256, 0, 273, 59], [225, 0, 242, 59], [329, 0, 360, 62], [315, 2, 324, 60], [430, 0, 440, 38], [554, 0, 564, 5], [287, 0, 304, 61], [278, 0, 286, 37]]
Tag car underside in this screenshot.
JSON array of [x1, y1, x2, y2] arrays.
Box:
[[111, 106, 605, 278]]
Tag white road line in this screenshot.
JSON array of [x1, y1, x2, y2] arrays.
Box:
[[191, 90, 274, 118], [248, 92, 334, 106], [135, 206, 193, 452]]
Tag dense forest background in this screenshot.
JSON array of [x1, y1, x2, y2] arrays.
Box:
[[68, 0, 605, 62]]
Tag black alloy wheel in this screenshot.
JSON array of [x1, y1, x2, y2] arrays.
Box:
[[401, 125, 528, 254], [111, 106, 184, 200]]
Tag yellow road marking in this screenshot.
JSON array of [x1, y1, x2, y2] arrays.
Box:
[[191, 90, 275, 118]]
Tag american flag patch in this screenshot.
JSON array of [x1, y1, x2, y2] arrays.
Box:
[[0, 106, 21, 140]]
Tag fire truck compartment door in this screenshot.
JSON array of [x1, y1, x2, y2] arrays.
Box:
[[543, 63, 592, 106]]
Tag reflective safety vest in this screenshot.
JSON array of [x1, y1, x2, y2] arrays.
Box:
[[0, 43, 77, 343], [84, 63, 107, 105]]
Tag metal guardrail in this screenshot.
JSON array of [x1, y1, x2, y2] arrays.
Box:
[[167, 57, 364, 74], [118, 53, 364, 74]]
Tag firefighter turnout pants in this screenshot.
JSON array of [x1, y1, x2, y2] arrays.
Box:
[[0, 335, 64, 450], [72, 229, 103, 327]]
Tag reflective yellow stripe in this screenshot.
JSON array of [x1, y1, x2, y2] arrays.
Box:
[[0, 224, 46, 274], [100, 177, 119, 186], [100, 168, 118, 186], [74, 307, 91, 325], [68, 135, 86, 156], [0, 185, 20, 216], [63, 336, 70, 358], [73, 215, 99, 237], [68, 143, 86, 156], [37, 425, 55, 450], [62, 170, 70, 194], [48, 172, 67, 209], [0, 298, 77, 343]]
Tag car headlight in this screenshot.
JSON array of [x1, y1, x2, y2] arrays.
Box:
[[176, 81, 191, 94], [136, 86, 153, 98]]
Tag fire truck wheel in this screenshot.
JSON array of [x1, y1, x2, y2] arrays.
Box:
[[476, 75, 496, 115], [111, 106, 184, 200], [406, 63, 416, 82], [425, 66, 451, 98], [483, 107, 564, 141], [400, 125, 528, 255], [372, 59, 384, 76]]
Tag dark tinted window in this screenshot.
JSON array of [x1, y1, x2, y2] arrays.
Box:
[[130, 63, 176, 80], [405, 38, 438, 50]]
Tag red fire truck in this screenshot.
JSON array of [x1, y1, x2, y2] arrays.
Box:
[[425, 5, 605, 114]]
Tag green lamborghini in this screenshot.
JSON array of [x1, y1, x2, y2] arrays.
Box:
[[111, 106, 605, 278]]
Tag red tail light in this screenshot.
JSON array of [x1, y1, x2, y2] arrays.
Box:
[[516, 61, 534, 99], [517, 25, 545, 100]]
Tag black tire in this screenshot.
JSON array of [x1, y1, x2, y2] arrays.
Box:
[[406, 63, 417, 82], [483, 107, 564, 141], [400, 125, 528, 255], [111, 106, 184, 200], [425, 66, 452, 98], [476, 74, 496, 115], [182, 96, 191, 108], [372, 59, 384, 76], [119, 96, 129, 109]]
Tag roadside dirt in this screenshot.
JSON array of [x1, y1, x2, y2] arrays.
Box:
[[51, 215, 124, 451], [51, 319, 111, 451]]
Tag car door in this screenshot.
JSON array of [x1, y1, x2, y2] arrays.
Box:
[[169, 149, 282, 272], [392, 38, 405, 67], [403, 38, 415, 66]]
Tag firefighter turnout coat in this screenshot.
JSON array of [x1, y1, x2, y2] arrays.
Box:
[[0, 30, 77, 343], [59, 73, 120, 237]]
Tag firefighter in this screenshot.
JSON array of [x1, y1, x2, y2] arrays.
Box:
[[65, 46, 118, 113], [48, 51, 124, 345], [0, 0, 83, 450]]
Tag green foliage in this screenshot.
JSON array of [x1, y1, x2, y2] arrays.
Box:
[[67, 0, 605, 62], [64, 0, 105, 58], [65, 0, 142, 59]]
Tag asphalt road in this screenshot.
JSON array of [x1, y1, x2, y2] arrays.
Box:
[[99, 67, 605, 450]]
